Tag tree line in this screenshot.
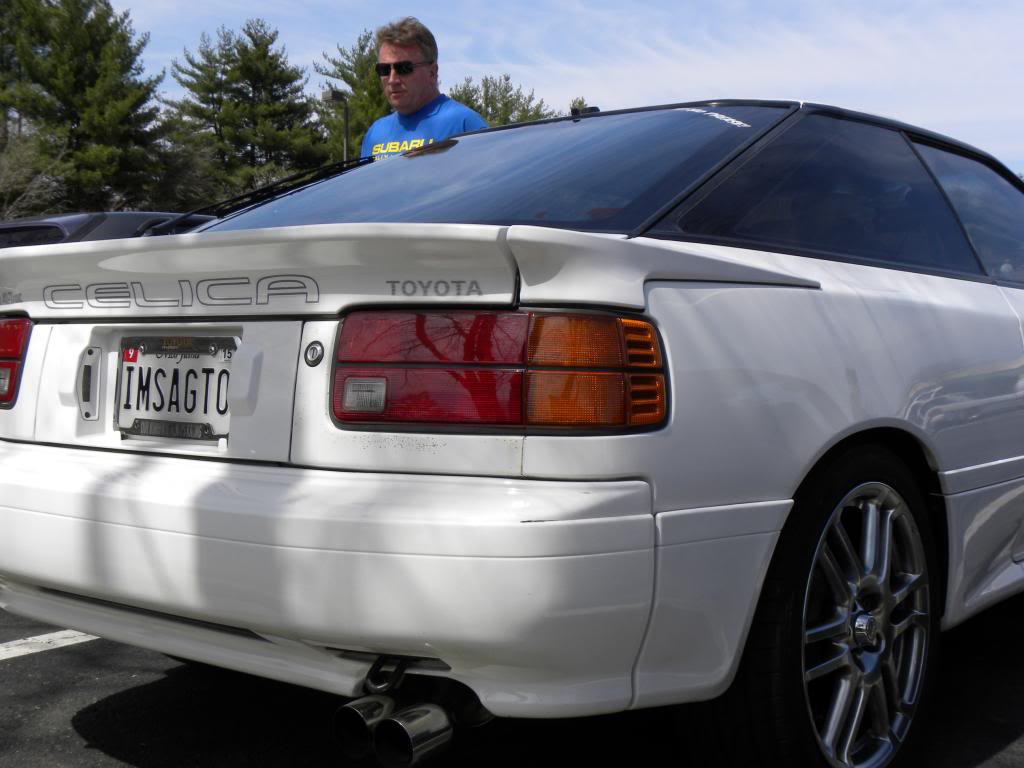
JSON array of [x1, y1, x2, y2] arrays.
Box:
[[0, 0, 585, 219]]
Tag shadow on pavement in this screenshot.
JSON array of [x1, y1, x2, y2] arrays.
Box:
[[71, 593, 1024, 767], [922, 591, 1024, 767]]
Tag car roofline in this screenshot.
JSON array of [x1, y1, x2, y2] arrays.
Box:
[[798, 102, 1017, 179], [456, 98, 1020, 189], [456, 98, 801, 137]]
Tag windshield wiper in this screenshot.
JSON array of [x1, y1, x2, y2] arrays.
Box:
[[145, 155, 374, 236]]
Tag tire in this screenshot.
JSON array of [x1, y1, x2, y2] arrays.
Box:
[[680, 444, 940, 768]]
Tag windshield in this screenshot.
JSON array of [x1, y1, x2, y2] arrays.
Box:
[[207, 104, 789, 234]]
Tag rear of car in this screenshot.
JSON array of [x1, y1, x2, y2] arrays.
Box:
[[0, 223, 677, 716], [3, 100, 1024, 768]]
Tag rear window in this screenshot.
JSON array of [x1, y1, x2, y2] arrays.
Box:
[[207, 105, 787, 234]]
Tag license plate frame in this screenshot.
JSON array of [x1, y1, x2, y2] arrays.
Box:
[[115, 335, 236, 441]]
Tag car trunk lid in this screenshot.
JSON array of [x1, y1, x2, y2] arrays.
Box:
[[2, 224, 522, 472]]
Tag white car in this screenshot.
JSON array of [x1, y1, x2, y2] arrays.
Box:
[[1, 100, 1023, 768]]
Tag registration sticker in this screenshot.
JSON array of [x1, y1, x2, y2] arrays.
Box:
[[116, 336, 236, 440]]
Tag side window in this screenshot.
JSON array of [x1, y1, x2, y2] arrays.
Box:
[[915, 144, 1024, 283], [669, 114, 980, 275]]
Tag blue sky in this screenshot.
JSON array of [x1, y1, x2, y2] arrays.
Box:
[[113, 0, 1024, 172]]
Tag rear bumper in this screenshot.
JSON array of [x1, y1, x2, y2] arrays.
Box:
[[0, 441, 786, 716], [0, 442, 655, 716]]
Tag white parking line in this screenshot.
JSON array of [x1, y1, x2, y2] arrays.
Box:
[[0, 629, 98, 661]]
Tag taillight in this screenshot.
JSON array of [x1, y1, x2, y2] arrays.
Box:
[[332, 311, 667, 430], [0, 318, 31, 408]]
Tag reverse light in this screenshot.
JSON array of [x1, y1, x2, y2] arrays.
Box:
[[332, 311, 667, 429], [0, 365, 12, 398], [0, 318, 31, 407], [342, 378, 388, 413]]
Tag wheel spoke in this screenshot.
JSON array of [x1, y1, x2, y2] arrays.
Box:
[[882, 655, 903, 716], [893, 610, 927, 638], [806, 612, 849, 644], [892, 571, 927, 607], [862, 501, 893, 583], [831, 519, 866, 581], [819, 543, 854, 604], [839, 683, 871, 763], [868, 678, 892, 740], [821, 675, 856, 755], [805, 646, 853, 682]]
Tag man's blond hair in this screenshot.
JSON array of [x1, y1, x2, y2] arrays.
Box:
[[375, 17, 438, 63]]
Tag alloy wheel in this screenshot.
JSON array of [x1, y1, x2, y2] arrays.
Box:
[[802, 481, 930, 768]]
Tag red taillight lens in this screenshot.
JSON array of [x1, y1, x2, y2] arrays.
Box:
[[0, 319, 30, 358], [337, 311, 529, 363], [333, 311, 666, 429], [0, 318, 31, 407], [334, 368, 523, 424]]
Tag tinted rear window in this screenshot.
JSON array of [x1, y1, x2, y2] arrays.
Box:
[[208, 105, 787, 234], [669, 114, 980, 275]]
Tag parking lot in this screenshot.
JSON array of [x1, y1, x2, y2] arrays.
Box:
[[1, 595, 1023, 767]]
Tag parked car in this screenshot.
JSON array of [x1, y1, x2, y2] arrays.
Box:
[[0, 211, 213, 249], [0, 99, 1022, 768]]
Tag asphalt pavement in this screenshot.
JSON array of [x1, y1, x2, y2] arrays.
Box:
[[2, 594, 1024, 767]]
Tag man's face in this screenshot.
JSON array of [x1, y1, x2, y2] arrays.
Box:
[[377, 42, 439, 115]]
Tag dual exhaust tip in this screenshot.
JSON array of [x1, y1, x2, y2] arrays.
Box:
[[335, 695, 452, 767]]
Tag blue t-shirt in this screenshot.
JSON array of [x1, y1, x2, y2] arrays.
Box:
[[361, 95, 488, 160]]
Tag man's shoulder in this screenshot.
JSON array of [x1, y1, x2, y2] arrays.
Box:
[[366, 112, 398, 135], [437, 96, 488, 130], [439, 96, 481, 117]]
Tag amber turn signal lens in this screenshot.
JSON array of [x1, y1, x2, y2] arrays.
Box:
[[527, 372, 626, 426], [628, 374, 666, 426], [528, 315, 624, 367], [620, 319, 663, 368]]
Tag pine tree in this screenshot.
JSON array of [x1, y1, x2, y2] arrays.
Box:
[[167, 28, 236, 192], [13, 0, 161, 210], [142, 111, 224, 211], [169, 19, 326, 193], [448, 74, 558, 126], [569, 96, 589, 113], [315, 30, 389, 161], [0, 0, 23, 148]]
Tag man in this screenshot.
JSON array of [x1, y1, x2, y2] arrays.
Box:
[[361, 17, 488, 160]]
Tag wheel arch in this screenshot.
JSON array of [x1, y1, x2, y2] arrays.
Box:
[[790, 426, 949, 618]]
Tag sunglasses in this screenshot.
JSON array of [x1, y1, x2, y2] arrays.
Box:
[[375, 60, 433, 77]]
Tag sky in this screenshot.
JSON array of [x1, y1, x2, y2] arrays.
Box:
[[112, 0, 1024, 172]]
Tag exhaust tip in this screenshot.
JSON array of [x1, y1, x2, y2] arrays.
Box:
[[374, 703, 453, 767], [333, 695, 395, 760]]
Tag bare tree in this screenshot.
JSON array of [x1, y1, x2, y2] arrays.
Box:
[[0, 135, 65, 219]]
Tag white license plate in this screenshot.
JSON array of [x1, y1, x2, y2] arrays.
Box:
[[116, 336, 236, 440]]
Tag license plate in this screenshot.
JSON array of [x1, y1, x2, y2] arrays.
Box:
[[116, 336, 236, 440]]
